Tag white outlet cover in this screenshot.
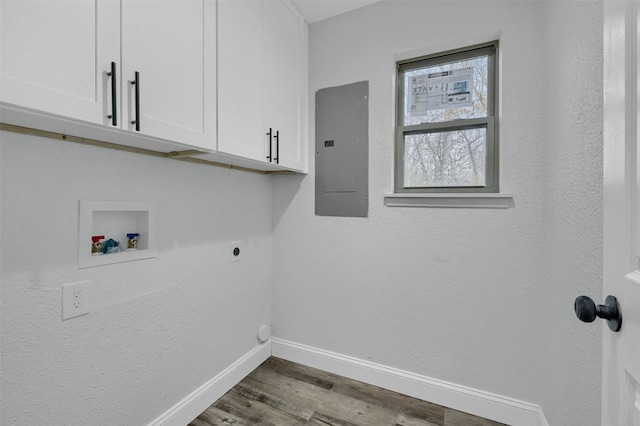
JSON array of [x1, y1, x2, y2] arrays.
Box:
[[62, 280, 90, 320], [230, 241, 244, 263]]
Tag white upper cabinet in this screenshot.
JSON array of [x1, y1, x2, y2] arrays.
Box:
[[0, 0, 119, 125], [217, 0, 307, 172], [1, 0, 216, 152], [1, 0, 304, 172], [121, 0, 216, 150], [263, 0, 305, 171], [217, 0, 265, 162]]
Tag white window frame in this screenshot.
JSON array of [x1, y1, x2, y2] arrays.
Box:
[[395, 41, 499, 194]]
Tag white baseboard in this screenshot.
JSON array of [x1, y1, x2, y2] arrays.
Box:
[[146, 338, 549, 426], [271, 338, 549, 426], [147, 342, 271, 426]]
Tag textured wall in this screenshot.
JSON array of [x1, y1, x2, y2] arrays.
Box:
[[0, 131, 273, 425], [272, 1, 603, 424], [0, 2, 604, 424], [539, 1, 603, 424]]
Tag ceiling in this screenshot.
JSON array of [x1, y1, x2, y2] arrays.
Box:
[[290, 0, 382, 23]]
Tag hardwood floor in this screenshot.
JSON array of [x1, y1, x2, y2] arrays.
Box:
[[188, 357, 508, 426]]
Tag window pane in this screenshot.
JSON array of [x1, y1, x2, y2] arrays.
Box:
[[403, 127, 487, 188], [404, 56, 488, 126]]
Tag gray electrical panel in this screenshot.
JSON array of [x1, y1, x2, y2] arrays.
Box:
[[315, 81, 369, 217]]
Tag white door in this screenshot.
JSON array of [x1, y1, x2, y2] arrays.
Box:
[[263, 0, 305, 171], [120, 0, 216, 150], [602, 0, 640, 424], [0, 0, 119, 125], [217, 0, 265, 162]]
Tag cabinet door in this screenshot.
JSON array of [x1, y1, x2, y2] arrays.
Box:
[[0, 0, 119, 125], [263, 0, 305, 171], [121, 0, 216, 150], [217, 0, 265, 162]]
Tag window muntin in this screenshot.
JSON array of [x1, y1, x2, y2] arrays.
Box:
[[396, 42, 498, 193]]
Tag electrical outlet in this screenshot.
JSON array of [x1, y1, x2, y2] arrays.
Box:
[[62, 281, 90, 320], [231, 241, 244, 263]]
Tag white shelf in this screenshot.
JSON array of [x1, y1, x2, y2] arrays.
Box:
[[78, 200, 155, 268]]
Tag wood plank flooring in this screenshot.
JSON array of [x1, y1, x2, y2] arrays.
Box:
[[188, 357, 508, 426]]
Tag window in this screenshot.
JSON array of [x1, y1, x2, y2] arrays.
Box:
[[395, 41, 498, 193]]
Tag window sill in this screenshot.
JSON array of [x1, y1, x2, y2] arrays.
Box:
[[384, 193, 514, 209]]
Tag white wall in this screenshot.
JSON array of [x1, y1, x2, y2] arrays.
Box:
[[272, 1, 603, 425], [1, 2, 604, 424], [0, 131, 273, 425], [540, 1, 603, 424]]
